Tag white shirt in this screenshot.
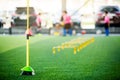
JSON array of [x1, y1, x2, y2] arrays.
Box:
[[3, 17, 12, 29]]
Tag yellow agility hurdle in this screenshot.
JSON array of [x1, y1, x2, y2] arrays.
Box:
[[52, 37, 95, 54]]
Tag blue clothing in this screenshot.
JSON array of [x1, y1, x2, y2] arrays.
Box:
[[63, 28, 72, 36], [105, 23, 109, 36], [105, 28, 109, 36]]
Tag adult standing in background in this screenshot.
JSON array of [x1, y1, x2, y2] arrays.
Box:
[[61, 10, 72, 36], [3, 16, 13, 35], [0, 17, 3, 28]]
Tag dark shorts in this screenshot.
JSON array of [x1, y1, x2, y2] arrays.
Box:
[[37, 23, 41, 28], [105, 23, 109, 29], [64, 23, 71, 29]]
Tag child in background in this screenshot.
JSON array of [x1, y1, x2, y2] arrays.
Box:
[[104, 11, 110, 36], [61, 11, 72, 36]]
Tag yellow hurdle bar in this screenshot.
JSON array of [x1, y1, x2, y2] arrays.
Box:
[[52, 37, 95, 54]]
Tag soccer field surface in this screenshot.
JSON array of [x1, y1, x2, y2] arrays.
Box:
[[0, 35, 120, 80]]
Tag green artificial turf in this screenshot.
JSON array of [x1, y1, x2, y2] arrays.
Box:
[[0, 35, 120, 80]]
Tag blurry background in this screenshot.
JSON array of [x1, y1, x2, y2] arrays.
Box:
[[0, 0, 120, 35]]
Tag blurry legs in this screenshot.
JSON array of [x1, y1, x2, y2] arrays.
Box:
[[63, 28, 67, 36], [105, 29, 109, 36], [68, 28, 72, 36], [63, 28, 72, 36], [9, 27, 12, 35]]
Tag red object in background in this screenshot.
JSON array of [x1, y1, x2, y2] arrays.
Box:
[[98, 13, 103, 17], [81, 30, 86, 35]]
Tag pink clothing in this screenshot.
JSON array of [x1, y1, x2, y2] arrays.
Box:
[[63, 15, 71, 24], [104, 16, 110, 23], [36, 16, 41, 25]]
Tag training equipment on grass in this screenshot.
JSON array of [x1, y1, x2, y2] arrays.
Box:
[[21, 0, 35, 76], [52, 37, 94, 54]]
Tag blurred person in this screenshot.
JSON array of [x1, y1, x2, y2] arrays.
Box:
[[45, 14, 53, 32], [3, 16, 13, 35], [52, 14, 59, 27], [61, 10, 72, 36], [104, 11, 110, 36], [36, 13, 42, 32], [0, 18, 3, 28]]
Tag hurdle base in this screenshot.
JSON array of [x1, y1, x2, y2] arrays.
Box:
[[21, 66, 35, 76]]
